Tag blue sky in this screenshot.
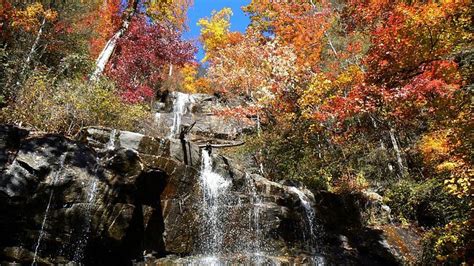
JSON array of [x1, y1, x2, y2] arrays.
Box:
[[184, 0, 251, 61]]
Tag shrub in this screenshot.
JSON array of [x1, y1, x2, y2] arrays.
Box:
[[2, 72, 150, 135], [237, 129, 330, 191], [385, 178, 469, 227], [421, 220, 472, 265]]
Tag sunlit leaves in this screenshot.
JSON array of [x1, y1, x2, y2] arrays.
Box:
[[11, 3, 57, 32], [198, 8, 232, 62], [87, 0, 122, 58], [145, 0, 193, 30], [105, 15, 195, 103]]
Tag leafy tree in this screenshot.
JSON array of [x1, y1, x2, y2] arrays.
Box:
[[145, 0, 193, 30], [197, 8, 233, 61], [105, 15, 196, 103]]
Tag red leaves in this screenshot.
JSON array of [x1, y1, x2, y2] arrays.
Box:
[[314, 59, 460, 127], [0, 0, 13, 40], [306, 1, 466, 132], [105, 15, 196, 103], [213, 106, 259, 125]]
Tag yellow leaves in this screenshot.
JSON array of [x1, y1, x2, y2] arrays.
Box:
[[431, 221, 470, 262], [12, 3, 57, 32], [299, 65, 364, 121], [436, 161, 459, 172], [417, 130, 472, 198], [299, 73, 331, 119], [335, 65, 364, 88], [180, 63, 198, 93], [418, 130, 451, 164], [43, 9, 57, 21], [198, 8, 233, 61], [7, 72, 149, 134], [146, 0, 193, 30], [443, 162, 471, 198]]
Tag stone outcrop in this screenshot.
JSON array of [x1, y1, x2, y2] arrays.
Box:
[[154, 92, 255, 141], [0, 126, 312, 265], [0, 125, 420, 265]]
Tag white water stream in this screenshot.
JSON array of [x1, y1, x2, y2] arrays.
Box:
[[72, 167, 99, 262], [169, 92, 192, 137], [32, 154, 67, 265], [198, 149, 231, 256], [289, 187, 317, 249]]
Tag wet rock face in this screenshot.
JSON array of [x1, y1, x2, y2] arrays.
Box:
[[0, 131, 139, 264], [154, 91, 255, 141], [0, 126, 318, 264], [0, 126, 193, 265], [0, 125, 419, 265]]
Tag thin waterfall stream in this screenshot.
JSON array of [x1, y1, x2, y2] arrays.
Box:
[[289, 186, 325, 265], [32, 154, 67, 265], [289, 186, 317, 248], [245, 173, 264, 261], [72, 162, 99, 263]]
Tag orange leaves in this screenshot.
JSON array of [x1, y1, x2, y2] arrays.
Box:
[[11, 3, 57, 32], [364, 1, 471, 86], [201, 0, 470, 148], [245, 0, 332, 67], [418, 130, 452, 166], [271, 2, 330, 67], [299, 65, 367, 127], [87, 0, 122, 58], [213, 105, 259, 125], [180, 62, 212, 94]]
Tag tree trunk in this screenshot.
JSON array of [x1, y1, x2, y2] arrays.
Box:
[[389, 128, 407, 177], [90, 0, 139, 81], [21, 16, 46, 77]]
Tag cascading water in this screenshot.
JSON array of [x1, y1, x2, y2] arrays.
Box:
[[32, 154, 67, 266], [105, 129, 117, 150], [72, 163, 99, 263], [169, 92, 191, 137], [69, 131, 113, 262], [70, 129, 120, 260], [198, 149, 231, 258], [289, 186, 326, 265], [244, 174, 265, 263], [152, 93, 326, 265], [289, 187, 317, 249]]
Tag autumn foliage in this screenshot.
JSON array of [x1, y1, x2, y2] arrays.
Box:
[[1, 0, 196, 125], [200, 1, 472, 264], [105, 15, 195, 103], [87, 0, 122, 58]]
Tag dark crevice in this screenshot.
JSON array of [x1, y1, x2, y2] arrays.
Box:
[[135, 169, 168, 258]]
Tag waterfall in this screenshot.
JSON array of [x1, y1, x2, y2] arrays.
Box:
[[72, 162, 99, 263], [198, 149, 231, 257], [244, 174, 262, 254], [105, 129, 117, 150], [169, 92, 191, 137], [389, 128, 406, 177], [32, 154, 67, 265], [244, 174, 266, 263], [289, 187, 317, 250]]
